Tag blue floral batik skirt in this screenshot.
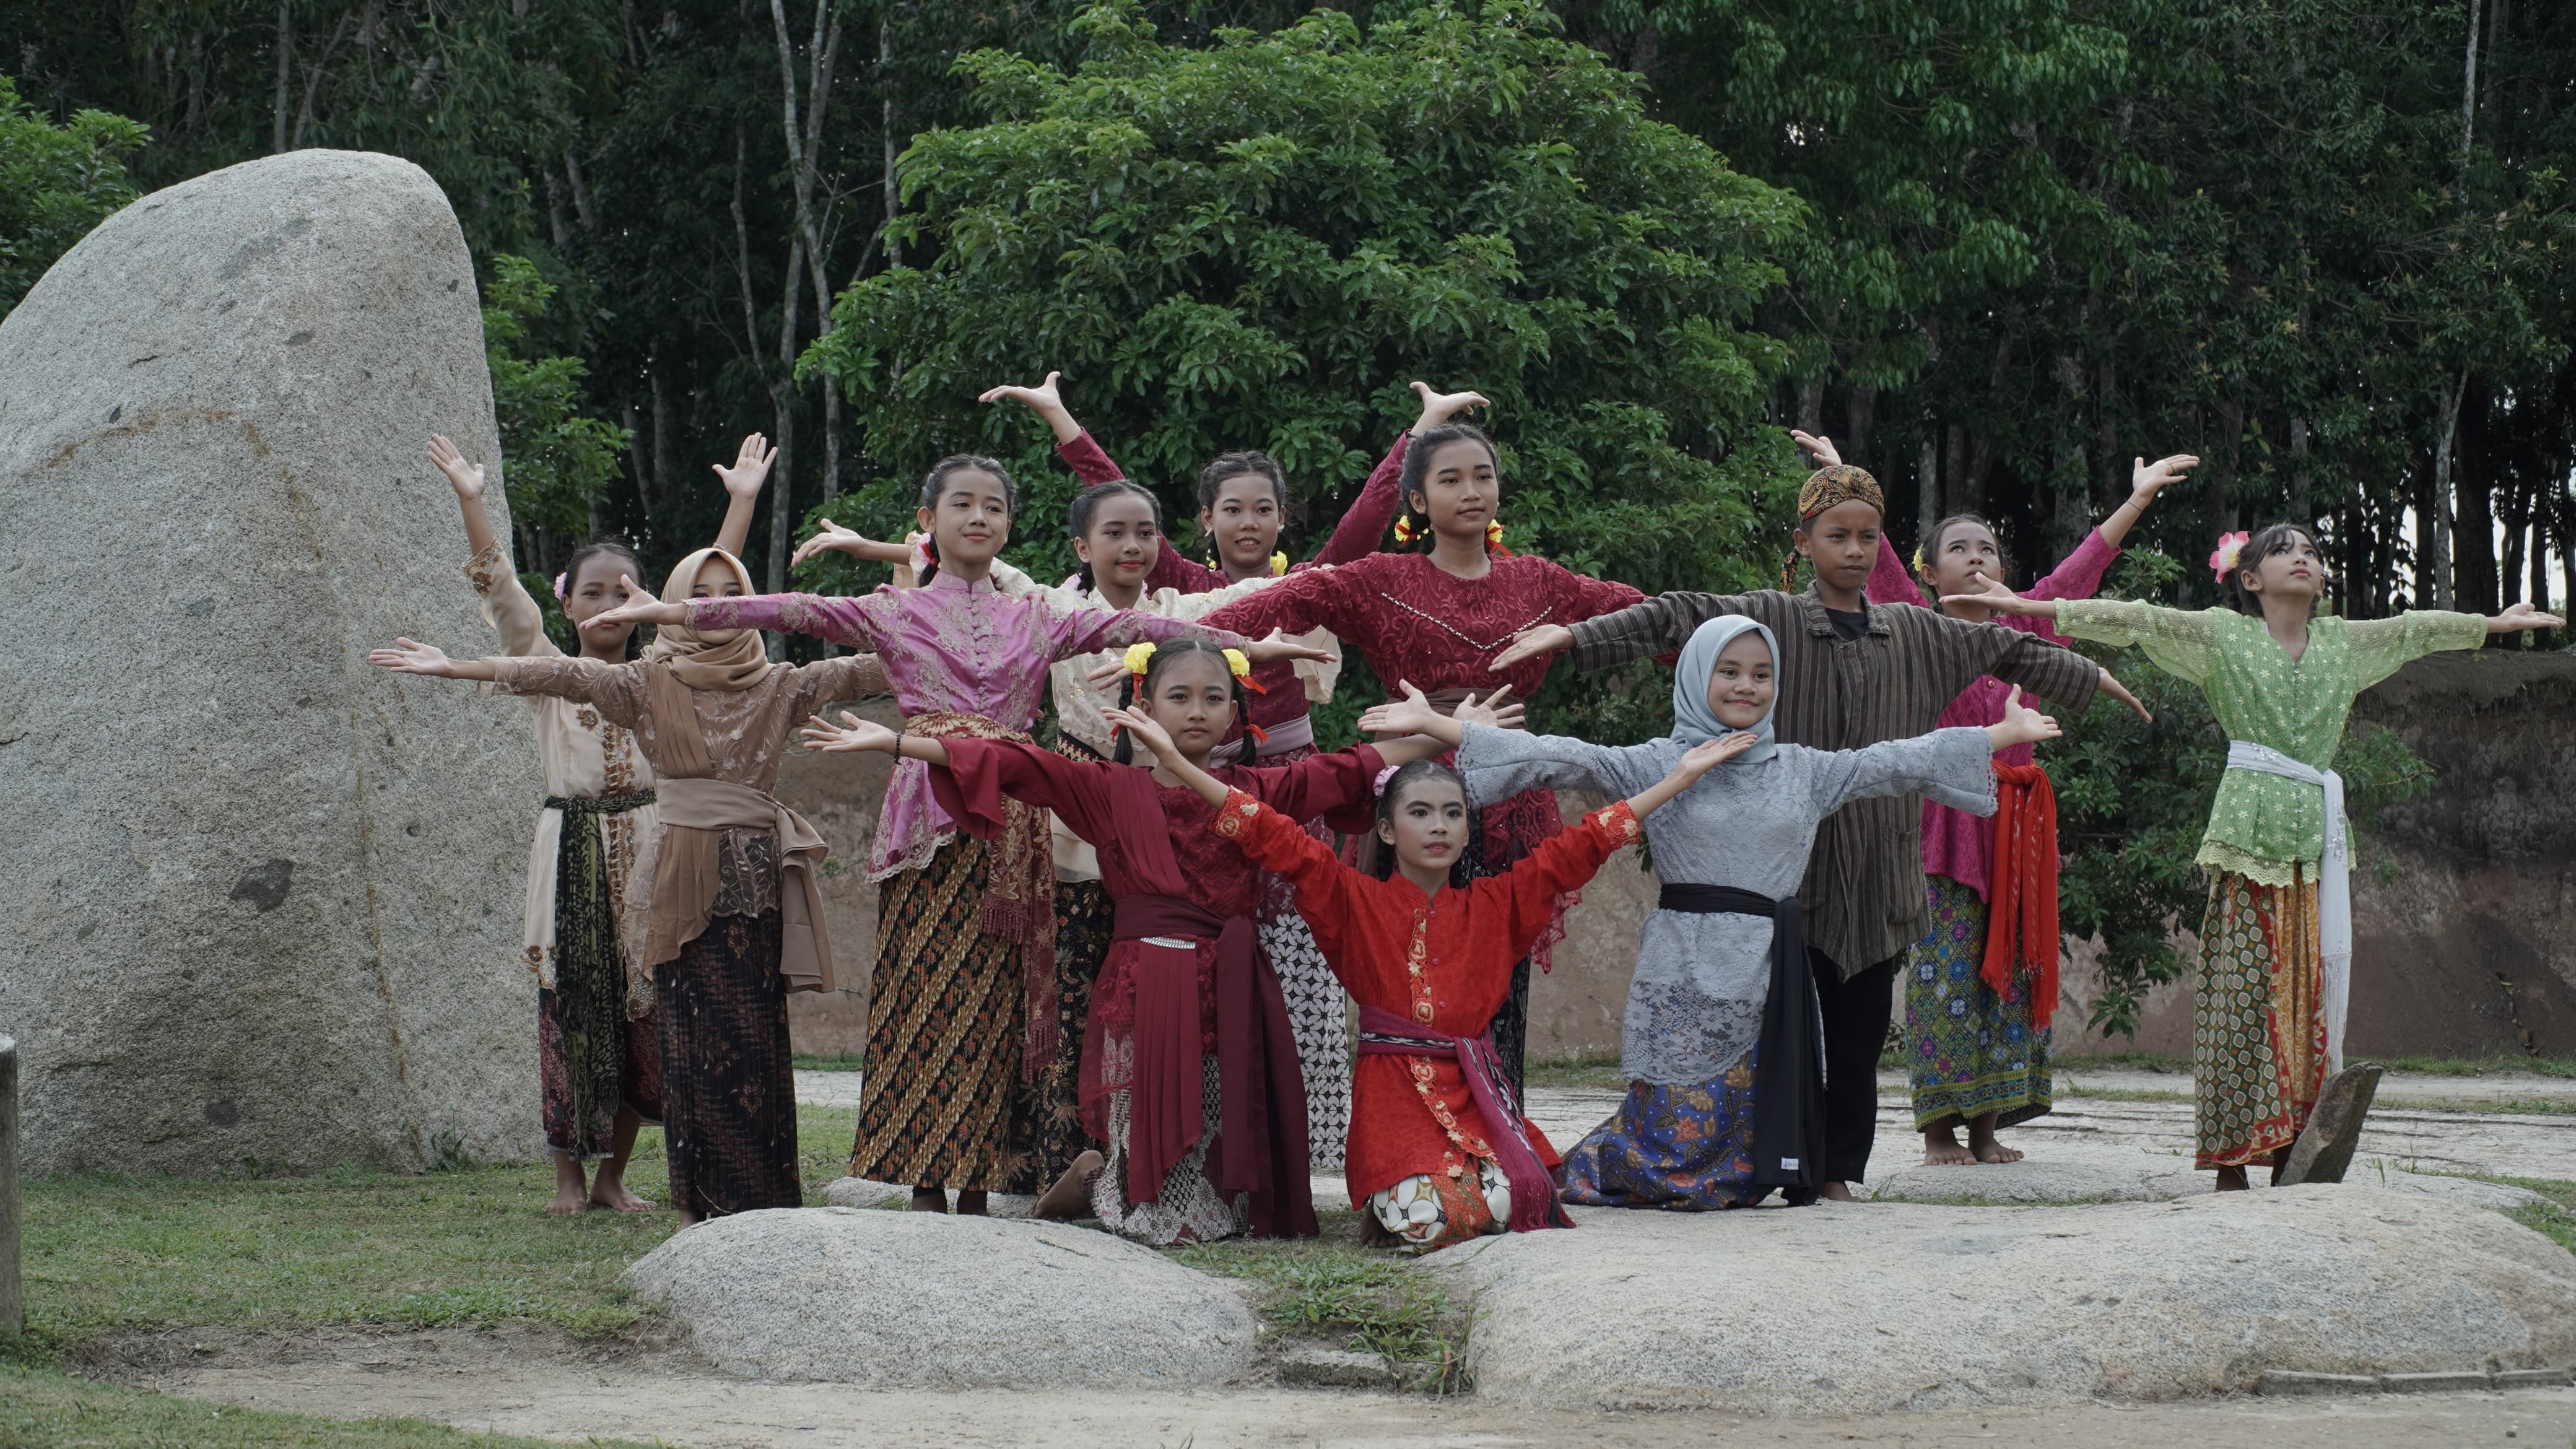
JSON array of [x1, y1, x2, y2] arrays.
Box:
[[1555, 1046, 1772, 1209], [1906, 874, 2052, 1131]]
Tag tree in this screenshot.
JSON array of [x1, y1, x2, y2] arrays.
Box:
[[482, 253, 632, 583], [0, 76, 145, 314], [804, 0, 1804, 728]]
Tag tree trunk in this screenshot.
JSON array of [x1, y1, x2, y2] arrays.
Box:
[[1916, 430, 1938, 541], [1796, 378, 1824, 436], [1842, 384, 1874, 468], [882, 16, 900, 269], [650, 352, 675, 523], [2429, 371, 2466, 609], [271, 0, 292, 154], [2287, 415, 2312, 523], [2455, 376, 2497, 616]]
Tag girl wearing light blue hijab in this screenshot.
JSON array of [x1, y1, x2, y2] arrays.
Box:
[[1365, 614, 2055, 1208]]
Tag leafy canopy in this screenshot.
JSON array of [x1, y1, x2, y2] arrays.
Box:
[[0, 74, 145, 316], [804, 0, 1807, 617]]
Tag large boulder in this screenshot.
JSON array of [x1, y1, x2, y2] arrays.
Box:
[[1430, 1188, 2576, 1412], [0, 150, 540, 1174], [625, 1207, 1258, 1386]]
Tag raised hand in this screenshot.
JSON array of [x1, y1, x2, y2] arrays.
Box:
[[1789, 430, 1841, 469], [2129, 453, 2198, 506], [798, 709, 897, 755], [1489, 623, 1574, 672], [1240, 630, 1334, 666], [1937, 573, 2047, 616], [791, 518, 906, 570], [1988, 687, 2063, 749], [1410, 381, 1491, 433], [1356, 679, 1445, 737], [1102, 703, 1180, 764], [1450, 684, 1520, 731], [584, 576, 687, 632], [368, 637, 457, 676], [715, 433, 775, 501], [978, 369, 1064, 416], [2095, 668, 2152, 723], [1677, 731, 1762, 779], [2488, 603, 2568, 633], [428, 434, 484, 500]]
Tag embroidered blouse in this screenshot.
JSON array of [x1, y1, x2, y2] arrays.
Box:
[[462, 544, 659, 1003], [2051, 600, 2487, 885], [1214, 790, 1639, 1204], [684, 577, 1240, 879], [1864, 528, 2120, 901]]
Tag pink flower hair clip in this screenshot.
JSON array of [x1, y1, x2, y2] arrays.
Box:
[[909, 535, 935, 574], [2208, 531, 2251, 584], [551, 572, 568, 601], [1372, 764, 1401, 798]]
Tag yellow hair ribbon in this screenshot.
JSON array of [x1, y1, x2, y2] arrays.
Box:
[[1392, 516, 1418, 544]]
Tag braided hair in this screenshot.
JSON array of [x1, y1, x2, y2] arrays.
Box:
[[1066, 479, 1163, 593], [1396, 423, 1501, 554], [2226, 522, 2327, 617], [915, 454, 1016, 586], [1112, 637, 1253, 767], [1368, 758, 1484, 890]]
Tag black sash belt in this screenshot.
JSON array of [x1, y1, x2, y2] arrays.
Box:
[[1656, 882, 1824, 1196], [546, 788, 658, 816]]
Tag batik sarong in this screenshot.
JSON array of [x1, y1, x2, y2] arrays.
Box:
[[2195, 868, 2327, 1169], [1906, 875, 2052, 1131], [1556, 1048, 1767, 1209], [851, 834, 1024, 1190], [655, 910, 798, 1216]]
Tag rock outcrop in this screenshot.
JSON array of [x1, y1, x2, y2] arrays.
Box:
[[627, 1208, 1258, 1387], [0, 150, 540, 1173], [1430, 1187, 2576, 1412]]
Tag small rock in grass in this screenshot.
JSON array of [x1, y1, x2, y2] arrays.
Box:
[[1277, 1346, 1400, 1390]]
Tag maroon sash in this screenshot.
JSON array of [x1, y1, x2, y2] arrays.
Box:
[[1101, 772, 1316, 1240]]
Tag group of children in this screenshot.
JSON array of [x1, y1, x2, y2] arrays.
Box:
[[372, 383, 2562, 1247]]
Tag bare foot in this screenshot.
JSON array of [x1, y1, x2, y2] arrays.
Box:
[[589, 1178, 658, 1212], [1967, 1114, 2024, 1164], [546, 1152, 589, 1216], [955, 1190, 990, 1217], [1819, 1180, 1856, 1202], [2214, 1165, 2250, 1193], [1032, 1151, 1103, 1221], [910, 1186, 949, 1213], [1923, 1125, 1976, 1166]]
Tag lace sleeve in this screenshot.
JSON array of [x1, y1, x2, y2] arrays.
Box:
[[2344, 610, 2487, 689], [2052, 598, 2223, 687], [464, 542, 557, 658]]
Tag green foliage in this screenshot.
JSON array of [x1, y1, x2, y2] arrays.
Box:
[[2048, 552, 2437, 1040], [805, 2, 1805, 629], [0, 74, 144, 315], [482, 253, 630, 556]]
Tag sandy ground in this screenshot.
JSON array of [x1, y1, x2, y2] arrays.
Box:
[[97, 1325, 2576, 1449]]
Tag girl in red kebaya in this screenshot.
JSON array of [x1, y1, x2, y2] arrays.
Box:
[[1118, 687, 1747, 1253]]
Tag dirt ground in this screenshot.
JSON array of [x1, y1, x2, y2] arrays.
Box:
[[87, 1325, 2576, 1448]]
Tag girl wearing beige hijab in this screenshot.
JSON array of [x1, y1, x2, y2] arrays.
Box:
[[373, 547, 892, 1225]]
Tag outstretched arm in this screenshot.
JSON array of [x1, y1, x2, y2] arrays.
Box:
[[797, 710, 954, 767], [1492, 589, 1768, 674], [2094, 453, 2197, 552], [369, 637, 502, 682], [1354, 681, 1523, 749], [433, 435, 553, 658], [710, 433, 774, 559]]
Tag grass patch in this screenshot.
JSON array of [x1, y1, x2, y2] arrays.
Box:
[[2053, 1084, 2193, 1104], [0, 1362, 659, 1449], [16, 1103, 862, 1357], [791, 1053, 866, 1073], [2375, 1055, 2576, 1079], [2056, 1051, 2195, 1073], [2494, 1178, 2576, 1255], [1521, 1051, 1626, 1090], [1168, 1212, 1469, 1391]]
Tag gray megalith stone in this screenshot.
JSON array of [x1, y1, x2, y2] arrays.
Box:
[[0, 149, 540, 1175], [1426, 1187, 2576, 1412], [625, 1206, 1258, 1387], [2278, 1063, 2384, 1185]]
